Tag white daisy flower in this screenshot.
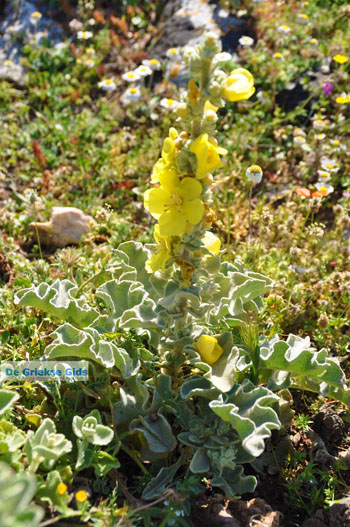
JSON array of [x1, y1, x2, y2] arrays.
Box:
[[278, 25, 291, 34], [122, 70, 141, 82], [142, 58, 161, 70], [183, 46, 196, 60], [65, 74, 71, 81], [4, 60, 14, 67], [294, 135, 306, 145], [213, 52, 233, 63], [315, 133, 326, 141], [320, 158, 339, 172], [121, 86, 141, 104], [330, 139, 346, 153], [135, 65, 152, 77], [297, 13, 309, 24], [239, 36, 254, 46], [166, 48, 181, 61], [257, 91, 269, 103], [310, 38, 318, 46], [159, 98, 179, 110], [30, 11, 42, 25], [98, 78, 116, 91], [77, 31, 93, 40], [315, 182, 334, 195], [313, 119, 327, 130], [293, 127, 306, 136], [84, 58, 95, 68], [317, 170, 331, 182]]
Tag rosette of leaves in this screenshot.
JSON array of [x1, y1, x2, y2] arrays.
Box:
[[0, 461, 44, 527], [177, 378, 281, 498], [24, 418, 72, 473], [73, 409, 119, 473]]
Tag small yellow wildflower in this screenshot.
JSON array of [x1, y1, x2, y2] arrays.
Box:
[[190, 133, 227, 179], [222, 68, 255, 102], [57, 483, 67, 495], [75, 490, 88, 503], [195, 335, 224, 365], [332, 54, 348, 64], [273, 52, 283, 61], [335, 95, 350, 104]]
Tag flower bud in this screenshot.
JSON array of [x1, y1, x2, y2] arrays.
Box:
[[195, 335, 224, 364]]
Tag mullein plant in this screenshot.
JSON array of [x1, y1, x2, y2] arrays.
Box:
[[14, 32, 350, 508], [143, 32, 256, 371]]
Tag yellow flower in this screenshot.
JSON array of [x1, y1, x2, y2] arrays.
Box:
[[57, 483, 67, 495], [145, 225, 171, 273], [190, 133, 227, 179], [144, 172, 204, 236], [335, 95, 350, 104], [195, 335, 224, 365], [204, 100, 218, 112], [222, 68, 255, 102], [201, 231, 221, 255], [75, 490, 88, 503], [332, 54, 348, 64]]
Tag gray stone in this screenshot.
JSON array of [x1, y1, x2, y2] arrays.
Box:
[[0, 0, 64, 83]]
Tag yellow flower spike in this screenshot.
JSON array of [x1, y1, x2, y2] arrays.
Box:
[[201, 231, 221, 255], [144, 176, 204, 236], [57, 483, 67, 495], [188, 79, 201, 104], [222, 68, 255, 102], [75, 490, 88, 503], [190, 133, 227, 179], [145, 225, 171, 273], [195, 335, 224, 365]]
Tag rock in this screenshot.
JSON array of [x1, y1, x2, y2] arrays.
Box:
[[191, 494, 281, 527], [150, 0, 250, 59], [313, 405, 346, 444], [303, 497, 350, 527], [30, 207, 93, 247], [0, 0, 64, 83]]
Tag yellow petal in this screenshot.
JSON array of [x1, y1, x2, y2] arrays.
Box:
[[179, 177, 202, 200], [158, 209, 186, 236], [144, 188, 169, 216], [159, 169, 180, 193], [182, 198, 204, 225], [195, 335, 224, 365], [202, 231, 221, 255], [145, 248, 170, 273]]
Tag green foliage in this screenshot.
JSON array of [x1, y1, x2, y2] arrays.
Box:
[[0, 462, 44, 527], [24, 418, 72, 473], [0, 390, 19, 417]]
